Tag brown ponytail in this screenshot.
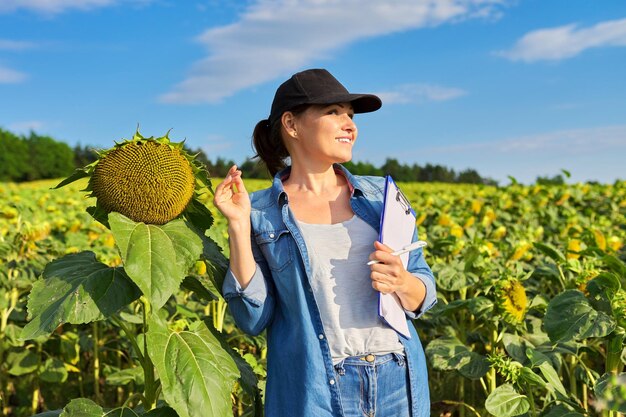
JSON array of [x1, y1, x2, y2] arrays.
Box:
[[252, 105, 309, 177], [252, 118, 287, 178]]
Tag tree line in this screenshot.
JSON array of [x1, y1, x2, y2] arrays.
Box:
[[192, 150, 498, 185], [1, 127, 496, 185], [0, 128, 75, 182]]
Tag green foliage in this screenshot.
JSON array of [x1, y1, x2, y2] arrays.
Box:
[[536, 174, 566, 185], [485, 384, 530, 417], [25, 133, 75, 181], [2, 174, 625, 417], [341, 159, 383, 177], [0, 128, 74, 182], [73, 144, 98, 168], [1, 153, 258, 416], [544, 290, 616, 343], [426, 336, 490, 379], [0, 128, 30, 181], [415, 178, 626, 417], [20, 251, 140, 340], [146, 316, 239, 417], [109, 213, 203, 310], [2, 124, 496, 184], [183, 142, 495, 184]]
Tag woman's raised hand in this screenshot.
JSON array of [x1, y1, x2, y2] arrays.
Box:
[[213, 165, 251, 224]]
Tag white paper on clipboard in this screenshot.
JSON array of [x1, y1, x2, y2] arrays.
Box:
[[377, 175, 416, 339]]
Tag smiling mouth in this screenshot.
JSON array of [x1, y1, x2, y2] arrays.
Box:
[[336, 137, 353, 144]]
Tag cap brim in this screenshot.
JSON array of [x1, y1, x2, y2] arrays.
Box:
[[308, 93, 382, 114]]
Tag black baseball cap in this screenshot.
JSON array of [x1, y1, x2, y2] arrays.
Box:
[[268, 69, 382, 126]]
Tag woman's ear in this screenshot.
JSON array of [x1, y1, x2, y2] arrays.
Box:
[[281, 112, 298, 139]]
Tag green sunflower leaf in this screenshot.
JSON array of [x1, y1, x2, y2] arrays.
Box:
[[485, 384, 530, 417], [146, 313, 239, 417], [544, 290, 616, 343], [109, 213, 203, 309], [21, 251, 140, 340]]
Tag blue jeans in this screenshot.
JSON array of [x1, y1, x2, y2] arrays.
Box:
[[333, 353, 411, 417]]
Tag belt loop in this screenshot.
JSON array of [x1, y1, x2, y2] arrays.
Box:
[[334, 360, 346, 376]]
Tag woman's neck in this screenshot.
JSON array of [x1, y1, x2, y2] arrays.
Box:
[[283, 163, 344, 197], [282, 162, 353, 224]]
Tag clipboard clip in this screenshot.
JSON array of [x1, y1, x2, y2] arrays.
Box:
[[395, 188, 412, 215]]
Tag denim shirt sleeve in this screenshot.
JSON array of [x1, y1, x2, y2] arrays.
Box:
[[222, 235, 275, 336], [404, 227, 437, 319]]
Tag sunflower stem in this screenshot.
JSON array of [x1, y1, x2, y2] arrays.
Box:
[[556, 264, 567, 291], [489, 326, 498, 393], [93, 322, 101, 403], [31, 342, 42, 414], [140, 297, 158, 410], [111, 315, 145, 365], [525, 381, 537, 417], [568, 355, 578, 400], [459, 378, 466, 417], [606, 333, 625, 375]]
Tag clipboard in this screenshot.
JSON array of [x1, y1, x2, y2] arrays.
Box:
[[377, 175, 416, 339]]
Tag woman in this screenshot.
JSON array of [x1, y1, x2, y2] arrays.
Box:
[[213, 69, 437, 417]]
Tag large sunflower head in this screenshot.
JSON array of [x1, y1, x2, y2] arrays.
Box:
[[57, 130, 211, 226], [497, 279, 528, 325]]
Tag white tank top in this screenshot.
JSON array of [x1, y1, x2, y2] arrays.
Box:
[[296, 215, 404, 364]]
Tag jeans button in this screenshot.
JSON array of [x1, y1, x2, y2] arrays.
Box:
[[365, 354, 375, 362]]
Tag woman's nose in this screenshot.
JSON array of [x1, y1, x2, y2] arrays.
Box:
[[343, 115, 357, 132]]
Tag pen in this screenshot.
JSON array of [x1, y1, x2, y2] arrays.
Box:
[[366, 240, 428, 265]]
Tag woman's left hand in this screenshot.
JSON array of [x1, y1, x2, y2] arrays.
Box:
[[368, 241, 412, 295], [369, 241, 427, 312]]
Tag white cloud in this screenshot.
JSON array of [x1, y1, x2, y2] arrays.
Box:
[[376, 83, 467, 104], [422, 125, 626, 155], [8, 120, 45, 133], [0, 0, 149, 14], [0, 65, 27, 83], [384, 125, 626, 184], [160, 0, 506, 104], [0, 39, 36, 50], [498, 17, 626, 62]]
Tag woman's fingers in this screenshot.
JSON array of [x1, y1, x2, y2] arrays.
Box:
[[371, 269, 404, 294], [368, 250, 402, 267], [373, 240, 393, 252], [371, 272, 395, 294], [212, 165, 251, 223], [369, 241, 408, 294], [227, 164, 238, 175], [215, 165, 242, 198], [368, 241, 399, 264], [214, 175, 234, 202], [232, 173, 248, 195]]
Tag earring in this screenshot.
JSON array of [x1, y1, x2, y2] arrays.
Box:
[[293, 131, 298, 137]]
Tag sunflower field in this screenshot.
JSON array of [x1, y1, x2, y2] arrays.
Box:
[[1, 147, 625, 416]]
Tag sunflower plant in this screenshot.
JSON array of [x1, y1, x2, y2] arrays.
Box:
[[19, 130, 258, 417], [414, 180, 626, 417]]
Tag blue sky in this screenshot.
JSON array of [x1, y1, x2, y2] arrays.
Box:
[[1, 0, 625, 184]]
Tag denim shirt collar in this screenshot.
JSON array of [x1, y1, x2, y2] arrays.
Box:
[[269, 163, 372, 205]]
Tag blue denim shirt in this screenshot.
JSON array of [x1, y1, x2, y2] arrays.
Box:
[[223, 164, 437, 417]]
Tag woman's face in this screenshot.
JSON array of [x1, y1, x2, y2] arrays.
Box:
[[287, 102, 357, 166]]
